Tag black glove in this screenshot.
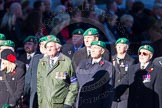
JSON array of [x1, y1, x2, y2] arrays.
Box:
[[64, 104, 72, 108]]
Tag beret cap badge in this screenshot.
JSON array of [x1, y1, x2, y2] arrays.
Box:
[[78, 31, 81, 34], [88, 31, 92, 35]]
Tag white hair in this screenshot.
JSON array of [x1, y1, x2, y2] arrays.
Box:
[[54, 5, 66, 15], [56, 43, 62, 52], [120, 14, 134, 23]]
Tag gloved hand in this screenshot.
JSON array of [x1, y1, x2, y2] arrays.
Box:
[[64, 104, 72, 108]]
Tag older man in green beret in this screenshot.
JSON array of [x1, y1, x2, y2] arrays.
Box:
[[72, 28, 110, 70], [76, 40, 115, 108], [111, 38, 135, 108], [37, 37, 78, 108], [23, 34, 57, 108], [114, 44, 161, 108], [62, 28, 84, 59]]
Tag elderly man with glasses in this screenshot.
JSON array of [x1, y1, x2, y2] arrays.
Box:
[[114, 45, 162, 108]]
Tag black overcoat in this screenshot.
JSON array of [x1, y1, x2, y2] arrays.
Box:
[[76, 58, 115, 108], [0, 66, 25, 107], [115, 63, 160, 108]]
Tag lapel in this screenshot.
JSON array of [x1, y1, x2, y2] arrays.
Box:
[[120, 54, 132, 64], [145, 62, 155, 76], [47, 53, 65, 75], [112, 55, 121, 73]]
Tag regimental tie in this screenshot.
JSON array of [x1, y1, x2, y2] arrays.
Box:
[[141, 65, 145, 69], [50, 60, 55, 68]]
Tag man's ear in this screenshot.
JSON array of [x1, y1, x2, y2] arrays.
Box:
[[101, 48, 105, 55], [95, 36, 99, 41], [125, 45, 129, 50], [149, 53, 153, 60]]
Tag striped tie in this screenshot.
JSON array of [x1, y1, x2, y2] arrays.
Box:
[[50, 60, 54, 68]]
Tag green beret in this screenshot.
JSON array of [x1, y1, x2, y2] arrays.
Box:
[[0, 40, 15, 48], [83, 28, 99, 36], [39, 35, 57, 42], [2, 104, 10, 108], [72, 28, 84, 35], [45, 37, 61, 48], [138, 45, 154, 53], [116, 38, 129, 45], [91, 40, 106, 48], [0, 33, 6, 40], [24, 36, 38, 44]]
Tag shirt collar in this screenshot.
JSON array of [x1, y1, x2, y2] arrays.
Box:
[[27, 52, 35, 57], [140, 62, 149, 69], [92, 57, 102, 64]]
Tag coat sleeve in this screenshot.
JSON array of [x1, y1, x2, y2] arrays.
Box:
[[37, 61, 43, 106], [24, 58, 34, 95], [154, 67, 162, 108], [9, 67, 25, 105], [64, 63, 78, 106]]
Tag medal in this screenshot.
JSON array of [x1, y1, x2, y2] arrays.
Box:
[[143, 74, 151, 83], [120, 62, 125, 67], [125, 64, 128, 71]]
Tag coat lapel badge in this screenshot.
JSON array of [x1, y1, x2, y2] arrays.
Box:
[[125, 64, 128, 71], [68, 51, 72, 55], [42, 61, 47, 66]]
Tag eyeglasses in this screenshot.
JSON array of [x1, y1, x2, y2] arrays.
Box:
[[138, 52, 149, 56]]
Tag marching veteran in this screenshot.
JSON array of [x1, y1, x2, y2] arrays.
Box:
[[72, 28, 110, 70], [111, 38, 135, 108], [114, 45, 161, 108], [24, 35, 57, 108], [76, 40, 115, 108], [0, 49, 25, 108], [62, 28, 84, 59], [37, 37, 78, 108]]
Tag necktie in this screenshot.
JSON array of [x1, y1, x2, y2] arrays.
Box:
[[141, 65, 145, 69], [50, 60, 54, 68], [88, 50, 91, 56]]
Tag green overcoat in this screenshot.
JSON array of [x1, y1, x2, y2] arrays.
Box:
[[37, 53, 78, 108]]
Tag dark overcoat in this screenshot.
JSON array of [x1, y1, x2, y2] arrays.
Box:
[[153, 57, 162, 67], [76, 58, 115, 108], [24, 54, 44, 108], [0, 66, 25, 107], [111, 54, 135, 108], [62, 43, 76, 59], [115, 63, 160, 108]]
